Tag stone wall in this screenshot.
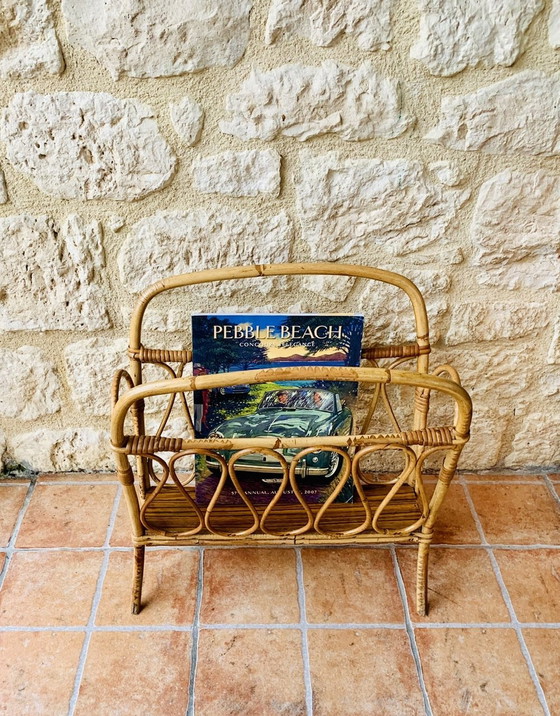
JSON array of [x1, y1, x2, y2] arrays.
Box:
[[0, 0, 559, 473]]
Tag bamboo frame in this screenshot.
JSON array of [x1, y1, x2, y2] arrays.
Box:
[[110, 263, 472, 616]]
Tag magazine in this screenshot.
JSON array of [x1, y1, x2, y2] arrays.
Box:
[[192, 314, 364, 505]]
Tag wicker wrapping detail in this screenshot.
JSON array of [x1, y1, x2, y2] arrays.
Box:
[[361, 343, 430, 359], [130, 347, 192, 364], [125, 435, 185, 454]]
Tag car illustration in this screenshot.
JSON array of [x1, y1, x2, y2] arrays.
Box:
[[206, 387, 353, 480]]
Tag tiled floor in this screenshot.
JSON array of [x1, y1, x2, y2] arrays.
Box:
[[0, 471, 559, 715]]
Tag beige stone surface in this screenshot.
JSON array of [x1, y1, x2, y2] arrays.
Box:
[[265, 0, 394, 50], [412, 0, 543, 76], [0, 214, 110, 331], [471, 170, 560, 290], [0, 0, 64, 79], [0, 171, 7, 204], [1, 92, 176, 200], [0, 346, 60, 420], [221, 62, 412, 141], [61, 0, 253, 79], [0, 0, 558, 472], [192, 150, 281, 197], [505, 413, 560, 467], [426, 72, 560, 156]]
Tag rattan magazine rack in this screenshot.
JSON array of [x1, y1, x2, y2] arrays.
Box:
[[110, 263, 472, 615]]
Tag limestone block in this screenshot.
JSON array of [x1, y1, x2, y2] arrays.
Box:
[[471, 170, 560, 290], [447, 302, 549, 345], [0, 431, 5, 472], [0, 171, 7, 204], [0, 214, 110, 331], [411, 0, 543, 76], [117, 208, 292, 295], [548, 319, 560, 365], [265, 0, 393, 50], [305, 276, 356, 303], [169, 97, 204, 146], [1, 92, 176, 200], [296, 152, 469, 257], [220, 62, 412, 142], [0, 0, 64, 78], [428, 161, 462, 186], [107, 215, 125, 232], [0, 346, 60, 420], [358, 269, 451, 344], [8, 428, 113, 473], [505, 413, 560, 467], [549, 0, 560, 47], [460, 408, 509, 470], [541, 369, 560, 397], [192, 150, 281, 197], [425, 72, 560, 156], [61, 0, 252, 79]]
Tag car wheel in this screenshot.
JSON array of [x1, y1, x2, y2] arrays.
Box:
[[219, 387, 226, 396], [324, 450, 343, 479]]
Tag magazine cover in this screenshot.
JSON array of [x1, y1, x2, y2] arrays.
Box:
[[192, 314, 364, 505]]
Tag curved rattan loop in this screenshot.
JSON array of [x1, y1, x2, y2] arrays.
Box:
[[354, 444, 419, 535], [360, 383, 381, 434], [413, 445, 451, 520], [167, 451, 205, 536], [310, 449, 356, 537], [139, 453, 171, 532], [380, 382, 401, 433], [201, 451, 238, 536], [111, 369, 134, 409], [218, 449, 263, 536]]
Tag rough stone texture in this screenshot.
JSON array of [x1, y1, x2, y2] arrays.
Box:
[[447, 302, 550, 345], [0, 0, 64, 79], [192, 150, 281, 197], [296, 152, 469, 257], [0, 171, 7, 204], [118, 208, 292, 295], [357, 269, 451, 344], [107, 215, 125, 232], [61, 0, 252, 79], [8, 428, 113, 473], [0, 214, 110, 331], [0, 347, 61, 420], [505, 413, 560, 467], [425, 72, 560, 156], [265, 0, 393, 50], [548, 320, 560, 365], [0, 92, 176, 200], [549, 0, 560, 47], [460, 408, 510, 470], [411, 0, 543, 76], [169, 97, 204, 146], [471, 170, 560, 291], [220, 62, 413, 142], [428, 161, 462, 186], [541, 369, 560, 397]]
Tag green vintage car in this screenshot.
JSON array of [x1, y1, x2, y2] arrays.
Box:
[[206, 387, 353, 480]]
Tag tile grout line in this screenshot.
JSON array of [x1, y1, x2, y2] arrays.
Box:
[[186, 547, 204, 716], [295, 547, 313, 716], [542, 472, 560, 508], [0, 478, 37, 592], [459, 476, 551, 716], [67, 484, 122, 716], [390, 546, 433, 716]]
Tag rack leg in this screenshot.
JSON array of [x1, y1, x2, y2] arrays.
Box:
[[416, 538, 430, 616], [132, 545, 145, 615]]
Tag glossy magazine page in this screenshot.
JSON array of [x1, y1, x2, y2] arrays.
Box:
[[192, 314, 364, 505]]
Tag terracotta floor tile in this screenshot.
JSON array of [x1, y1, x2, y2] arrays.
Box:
[[195, 628, 305, 715], [201, 548, 299, 624], [0, 477, 31, 485], [468, 485, 560, 545], [109, 489, 133, 547], [0, 484, 28, 547], [302, 547, 403, 623], [416, 628, 542, 715], [397, 548, 509, 623], [0, 553, 5, 573], [96, 549, 199, 626], [523, 629, 560, 714], [76, 631, 191, 716], [0, 631, 84, 715], [16, 484, 117, 548], [0, 551, 102, 626], [428, 483, 481, 544], [495, 550, 560, 623], [37, 472, 118, 483], [548, 473, 560, 483], [462, 472, 542, 483], [308, 629, 424, 716]]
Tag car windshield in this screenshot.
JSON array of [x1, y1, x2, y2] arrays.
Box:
[[259, 389, 335, 413]]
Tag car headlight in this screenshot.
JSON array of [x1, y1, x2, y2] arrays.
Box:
[[208, 430, 224, 439]]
